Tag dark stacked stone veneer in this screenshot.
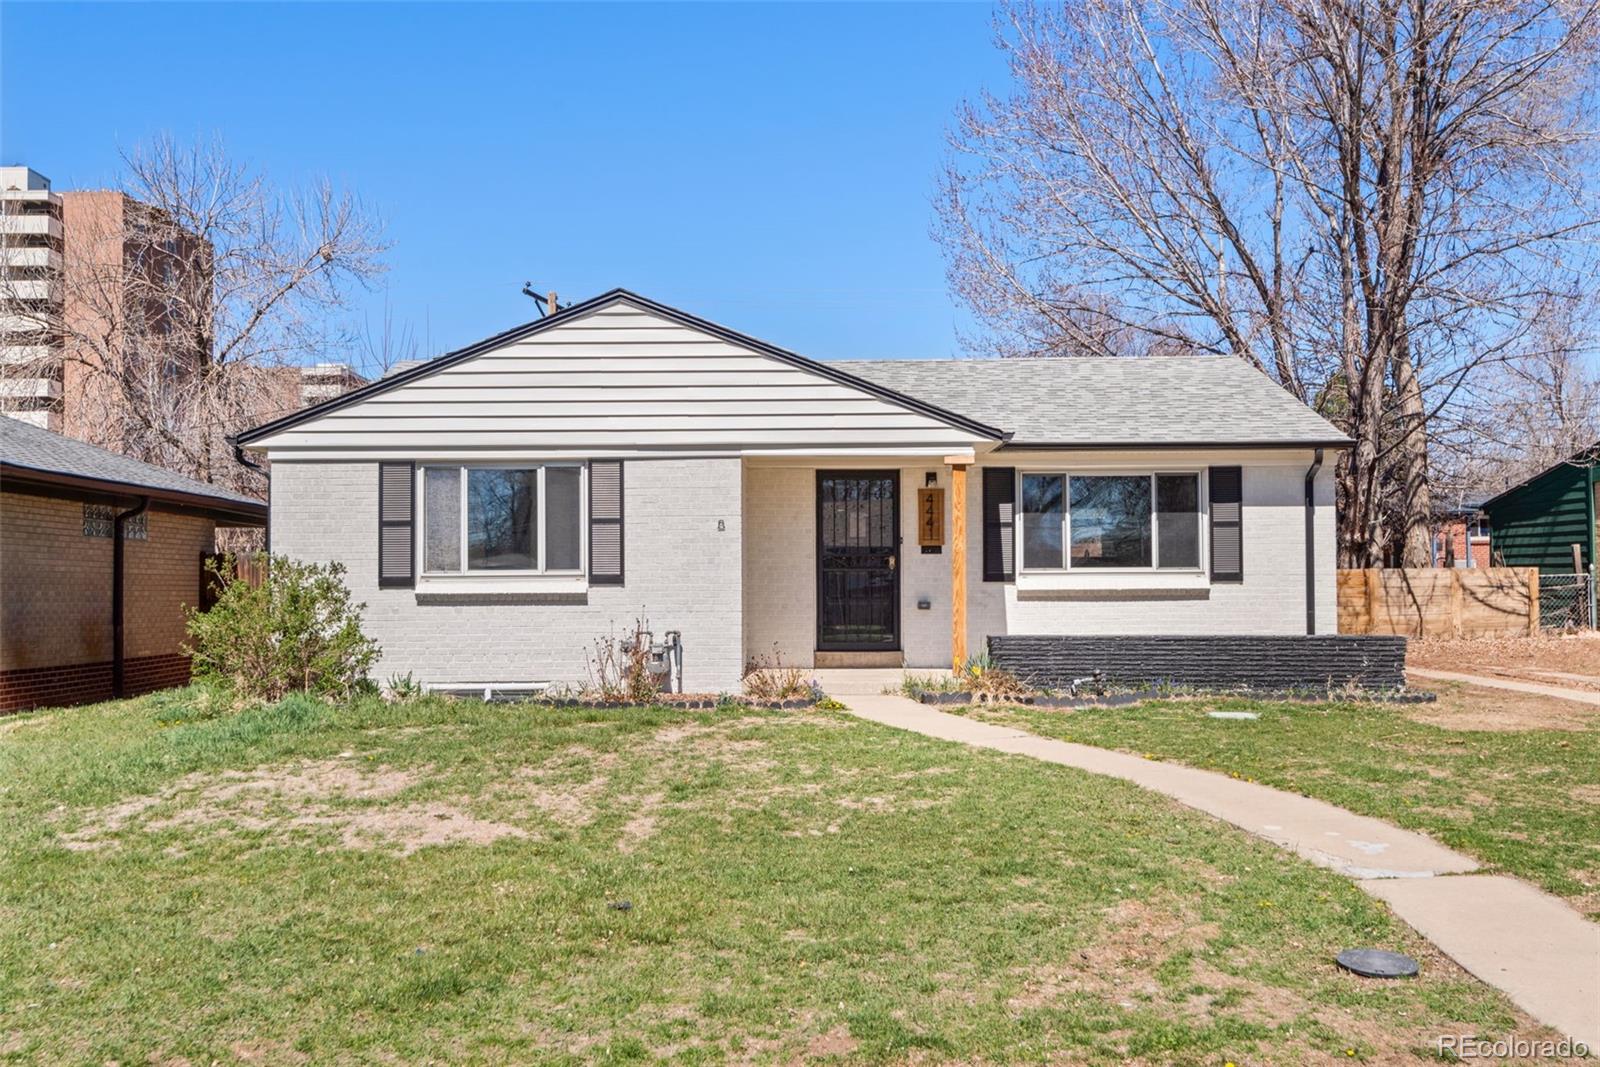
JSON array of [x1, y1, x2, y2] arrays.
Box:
[[987, 635, 1408, 691]]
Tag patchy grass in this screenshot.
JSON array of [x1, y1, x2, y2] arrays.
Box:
[[964, 685, 1600, 917], [0, 687, 1556, 1064], [888, 672, 963, 696]]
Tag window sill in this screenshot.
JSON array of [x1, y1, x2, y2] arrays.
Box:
[[414, 574, 589, 597], [1015, 570, 1210, 595]]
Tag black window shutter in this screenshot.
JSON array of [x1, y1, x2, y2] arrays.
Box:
[[1209, 466, 1243, 583], [589, 460, 624, 585], [378, 462, 415, 588], [982, 466, 1016, 582]]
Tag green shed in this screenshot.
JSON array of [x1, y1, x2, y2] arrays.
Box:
[[1481, 444, 1599, 574]]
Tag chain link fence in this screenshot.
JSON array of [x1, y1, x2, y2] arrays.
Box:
[[1538, 571, 1596, 631]]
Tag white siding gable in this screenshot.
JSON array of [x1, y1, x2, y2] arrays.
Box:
[[249, 297, 989, 458]]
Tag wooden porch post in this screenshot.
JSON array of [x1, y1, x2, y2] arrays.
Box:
[[950, 462, 968, 669]]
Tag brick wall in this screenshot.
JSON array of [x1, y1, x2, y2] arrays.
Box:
[[742, 464, 966, 670], [0, 487, 214, 711], [743, 454, 1339, 672], [127, 510, 216, 658], [270, 459, 745, 693], [742, 465, 816, 666], [2, 489, 113, 670], [989, 634, 1408, 690], [1, 490, 214, 671], [0, 653, 191, 712], [969, 457, 1338, 641], [1434, 518, 1493, 569]]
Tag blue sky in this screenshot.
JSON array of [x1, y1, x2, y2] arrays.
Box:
[[2, 2, 1008, 364]]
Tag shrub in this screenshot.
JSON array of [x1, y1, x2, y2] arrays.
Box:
[[385, 672, 424, 704], [742, 647, 812, 700], [895, 672, 964, 697], [185, 555, 380, 702], [583, 619, 661, 704], [961, 653, 1031, 703]]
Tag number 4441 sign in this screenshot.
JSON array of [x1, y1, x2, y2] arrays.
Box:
[[918, 487, 945, 554]]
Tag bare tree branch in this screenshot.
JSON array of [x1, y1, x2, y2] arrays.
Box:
[[937, 0, 1600, 565]]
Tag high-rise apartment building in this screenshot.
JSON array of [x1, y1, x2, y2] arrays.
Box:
[[0, 167, 64, 429], [0, 166, 367, 470], [0, 165, 204, 441]]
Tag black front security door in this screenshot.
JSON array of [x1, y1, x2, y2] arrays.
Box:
[[816, 471, 900, 651]]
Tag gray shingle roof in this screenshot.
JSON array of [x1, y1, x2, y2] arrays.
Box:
[[0, 416, 264, 510], [829, 356, 1349, 447]]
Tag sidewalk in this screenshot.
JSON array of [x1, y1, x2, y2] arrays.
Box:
[[842, 691, 1600, 1048], [1408, 667, 1600, 707]]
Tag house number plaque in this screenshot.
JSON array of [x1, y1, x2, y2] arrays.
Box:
[[918, 487, 945, 553]]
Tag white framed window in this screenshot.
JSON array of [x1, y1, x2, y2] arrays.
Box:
[[1019, 470, 1203, 572], [419, 463, 586, 577]]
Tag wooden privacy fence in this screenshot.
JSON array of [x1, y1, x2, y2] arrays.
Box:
[[1337, 567, 1538, 638], [198, 552, 268, 611]]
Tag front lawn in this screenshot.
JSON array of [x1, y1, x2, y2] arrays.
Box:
[[963, 684, 1600, 917], [0, 688, 1553, 1063]]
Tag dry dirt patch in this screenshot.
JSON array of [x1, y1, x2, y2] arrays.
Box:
[[1403, 681, 1598, 732], [643, 716, 790, 772], [1410, 634, 1600, 691], [0, 716, 50, 736], [1007, 897, 1566, 1062], [617, 791, 664, 853], [56, 711, 857, 859], [60, 757, 528, 856], [1008, 898, 1215, 1012], [805, 1026, 859, 1057]]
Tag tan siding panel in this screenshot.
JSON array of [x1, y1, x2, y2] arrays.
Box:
[[353, 371, 881, 389], [252, 298, 984, 454], [345, 399, 911, 418], [481, 341, 760, 358], [452, 356, 785, 373], [265, 427, 977, 449], [305, 413, 942, 433], [518, 327, 756, 345], [378, 384, 880, 402]]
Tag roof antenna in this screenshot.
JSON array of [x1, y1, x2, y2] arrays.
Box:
[[521, 283, 560, 318]]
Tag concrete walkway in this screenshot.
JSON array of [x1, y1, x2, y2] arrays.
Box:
[[840, 690, 1600, 1047], [1408, 667, 1600, 707]]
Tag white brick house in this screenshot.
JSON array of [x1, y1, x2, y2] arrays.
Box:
[[238, 290, 1350, 693]]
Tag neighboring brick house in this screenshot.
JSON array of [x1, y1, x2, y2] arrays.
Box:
[[1431, 506, 1492, 568], [0, 415, 265, 712]]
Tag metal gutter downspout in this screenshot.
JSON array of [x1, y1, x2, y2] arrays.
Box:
[[1304, 449, 1324, 636], [112, 496, 150, 698], [230, 437, 265, 480], [231, 436, 270, 554]]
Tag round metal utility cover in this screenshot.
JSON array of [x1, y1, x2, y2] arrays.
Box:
[[1336, 948, 1418, 978]]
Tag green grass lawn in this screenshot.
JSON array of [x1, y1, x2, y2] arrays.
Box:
[[0, 688, 1554, 1064], [961, 686, 1600, 918]]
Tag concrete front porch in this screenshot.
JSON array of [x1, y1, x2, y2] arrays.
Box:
[[810, 667, 955, 696]]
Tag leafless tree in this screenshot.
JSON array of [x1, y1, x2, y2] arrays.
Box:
[[938, 0, 1600, 566], [354, 297, 424, 382], [1438, 295, 1600, 498], [4, 134, 387, 493]]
